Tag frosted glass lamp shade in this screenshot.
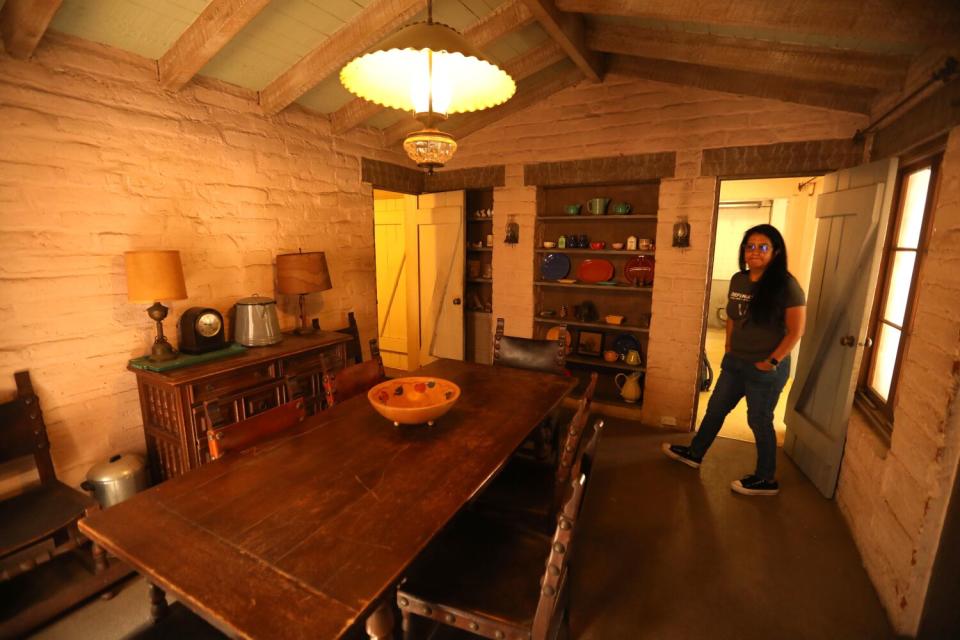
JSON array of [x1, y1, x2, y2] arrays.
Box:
[[340, 22, 515, 116], [124, 250, 187, 303], [276, 252, 332, 295]]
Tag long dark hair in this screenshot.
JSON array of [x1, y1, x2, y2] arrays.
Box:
[[738, 224, 789, 324]]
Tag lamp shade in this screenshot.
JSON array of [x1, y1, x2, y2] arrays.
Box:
[[340, 21, 515, 116], [124, 250, 187, 303], [276, 251, 332, 295]]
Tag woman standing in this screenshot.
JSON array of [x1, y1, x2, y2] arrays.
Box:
[[663, 224, 806, 495]]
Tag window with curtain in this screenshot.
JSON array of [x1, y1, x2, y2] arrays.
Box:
[[857, 155, 942, 432]]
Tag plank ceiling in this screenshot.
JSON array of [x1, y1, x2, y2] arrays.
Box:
[[1, 0, 958, 144]]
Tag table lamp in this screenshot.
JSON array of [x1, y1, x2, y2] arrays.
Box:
[[276, 250, 332, 335], [125, 250, 187, 361]]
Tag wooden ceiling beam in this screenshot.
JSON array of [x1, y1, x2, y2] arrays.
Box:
[[330, 0, 534, 134], [521, 0, 602, 81], [556, 0, 960, 46], [587, 23, 908, 91], [259, 0, 423, 115], [609, 54, 875, 114], [0, 0, 62, 60], [158, 0, 272, 91], [384, 43, 569, 147], [446, 67, 583, 141]]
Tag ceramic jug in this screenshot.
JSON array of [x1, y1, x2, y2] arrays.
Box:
[[624, 349, 642, 365], [615, 371, 643, 403]]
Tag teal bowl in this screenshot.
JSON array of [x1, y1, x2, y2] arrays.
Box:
[[564, 204, 581, 215]]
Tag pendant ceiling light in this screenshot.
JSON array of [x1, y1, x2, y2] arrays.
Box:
[[340, 0, 516, 173]]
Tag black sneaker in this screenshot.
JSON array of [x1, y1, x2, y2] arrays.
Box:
[[731, 475, 779, 496], [661, 443, 702, 469]]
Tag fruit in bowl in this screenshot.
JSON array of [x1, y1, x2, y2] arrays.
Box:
[[368, 377, 461, 426], [611, 242, 625, 250]]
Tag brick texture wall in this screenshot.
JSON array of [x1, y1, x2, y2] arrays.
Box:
[[0, 34, 405, 488], [455, 71, 865, 427], [838, 127, 960, 635]]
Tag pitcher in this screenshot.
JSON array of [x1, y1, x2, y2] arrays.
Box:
[[615, 371, 643, 403]]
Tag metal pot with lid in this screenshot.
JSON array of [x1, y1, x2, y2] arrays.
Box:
[[234, 294, 282, 346], [81, 454, 148, 509]]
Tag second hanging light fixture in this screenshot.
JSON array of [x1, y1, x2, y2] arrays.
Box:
[[340, 0, 516, 173]]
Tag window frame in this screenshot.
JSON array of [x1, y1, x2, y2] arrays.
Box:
[[855, 152, 942, 434]]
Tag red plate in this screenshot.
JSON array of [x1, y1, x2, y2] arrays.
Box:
[[624, 255, 655, 285], [576, 259, 615, 283]]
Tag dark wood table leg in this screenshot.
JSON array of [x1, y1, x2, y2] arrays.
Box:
[[365, 599, 395, 640], [148, 582, 169, 622]]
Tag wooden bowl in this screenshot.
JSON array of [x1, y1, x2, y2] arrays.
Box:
[[368, 377, 461, 426]]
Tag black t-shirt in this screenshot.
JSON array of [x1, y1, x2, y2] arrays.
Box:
[[726, 271, 805, 363]]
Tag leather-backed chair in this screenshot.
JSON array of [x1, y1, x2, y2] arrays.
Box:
[[493, 318, 568, 461], [396, 419, 605, 640], [0, 371, 122, 637], [205, 398, 306, 460], [322, 339, 386, 408], [329, 310, 364, 365], [474, 373, 598, 532], [493, 318, 566, 375]]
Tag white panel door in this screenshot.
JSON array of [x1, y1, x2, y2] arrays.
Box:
[[784, 158, 898, 498], [417, 192, 464, 364]]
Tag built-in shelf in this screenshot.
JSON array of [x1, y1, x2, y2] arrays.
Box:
[[467, 247, 492, 252], [467, 217, 493, 223], [566, 355, 645, 373], [538, 215, 657, 221], [535, 318, 649, 333], [467, 278, 492, 284], [535, 248, 655, 256], [535, 281, 652, 292]]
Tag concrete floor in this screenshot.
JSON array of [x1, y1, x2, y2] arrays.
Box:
[[28, 420, 892, 640]]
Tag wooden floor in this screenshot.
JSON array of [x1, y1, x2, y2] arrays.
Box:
[[30, 420, 892, 640]]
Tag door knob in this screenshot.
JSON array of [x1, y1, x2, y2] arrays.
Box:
[[860, 337, 873, 348], [453, 298, 462, 305]]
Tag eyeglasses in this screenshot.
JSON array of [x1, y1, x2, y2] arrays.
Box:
[[744, 243, 772, 254]]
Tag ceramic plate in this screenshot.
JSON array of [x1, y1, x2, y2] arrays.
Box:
[[541, 253, 571, 280], [612, 333, 641, 358], [624, 255, 655, 285], [576, 259, 615, 283]]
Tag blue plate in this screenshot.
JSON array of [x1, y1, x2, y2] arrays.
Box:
[[541, 253, 571, 281], [612, 333, 641, 358]]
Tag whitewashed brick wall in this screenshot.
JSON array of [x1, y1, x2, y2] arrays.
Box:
[[0, 34, 406, 488], [838, 127, 960, 635]]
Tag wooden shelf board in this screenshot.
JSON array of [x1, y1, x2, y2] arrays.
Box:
[[535, 249, 655, 256], [538, 215, 657, 221], [467, 247, 492, 252], [566, 355, 645, 372], [466, 278, 493, 284], [535, 318, 649, 333], [535, 281, 652, 292]]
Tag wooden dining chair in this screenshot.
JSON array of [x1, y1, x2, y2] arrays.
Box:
[[396, 419, 605, 640], [322, 338, 386, 408], [473, 373, 598, 532], [205, 398, 306, 460], [327, 310, 364, 365], [0, 371, 116, 636]]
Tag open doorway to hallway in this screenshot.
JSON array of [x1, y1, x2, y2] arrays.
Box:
[[697, 177, 821, 445]]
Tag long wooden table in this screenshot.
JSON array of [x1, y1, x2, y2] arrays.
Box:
[[80, 359, 576, 639]]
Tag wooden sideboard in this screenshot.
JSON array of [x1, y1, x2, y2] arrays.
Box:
[[130, 332, 352, 483]]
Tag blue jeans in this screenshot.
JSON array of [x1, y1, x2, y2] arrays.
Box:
[[690, 353, 790, 480]]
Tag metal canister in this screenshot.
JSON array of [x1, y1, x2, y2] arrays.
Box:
[[81, 454, 148, 508]]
